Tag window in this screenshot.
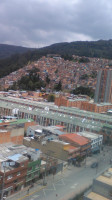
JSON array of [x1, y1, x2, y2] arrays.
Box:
[[21, 164, 24, 167], [17, 172, 20, 176], [14, 179, 18, 183], [7, 175, 12, 180]]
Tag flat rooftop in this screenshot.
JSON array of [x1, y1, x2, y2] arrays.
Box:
[[96, 171, 112, 186], [0, 143, 41, 172], [87, 192, 109, 200], [78, 131, 103, 140], [52, 139, 69, 145]]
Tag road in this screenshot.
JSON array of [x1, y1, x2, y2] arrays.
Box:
[[7, 145, 112, 200]]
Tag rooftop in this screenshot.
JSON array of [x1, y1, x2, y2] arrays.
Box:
[[0, 95, 112, 122], [59, 133, 90, 146], [52, 139, 69, 145], [96, 168, 112, 186], [87, 192, 109, 200], [0, 95, 112, 133], [0, 143, 41, 172], [77, 131, 103, 140]]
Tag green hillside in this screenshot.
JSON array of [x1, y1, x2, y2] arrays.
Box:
[[0, 44, 33, 59], [0, 40, 112, 78]]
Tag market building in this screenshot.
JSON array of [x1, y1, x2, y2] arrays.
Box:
[[0, 96, 112, 143]]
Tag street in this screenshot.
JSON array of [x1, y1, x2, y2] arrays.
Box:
[[7, 145, 112, 200]]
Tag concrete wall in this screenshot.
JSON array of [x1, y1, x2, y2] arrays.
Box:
[[0, 131, 11, 144], [10, 127, 24, 137], [0, 128, 24, 145], [9, 127, 24, 144]]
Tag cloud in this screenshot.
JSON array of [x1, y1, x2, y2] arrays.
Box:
[[0, 0, 112, 47]]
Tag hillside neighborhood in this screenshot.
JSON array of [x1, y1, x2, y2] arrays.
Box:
[[0, 55, 111, 91]]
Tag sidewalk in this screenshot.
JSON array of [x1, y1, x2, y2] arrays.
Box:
[[6, 169, 66, 200], [5, 163, 92, 200], [6, 182, 44, 200]]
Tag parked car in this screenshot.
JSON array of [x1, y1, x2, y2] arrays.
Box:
[[91, 162, 98, 168]]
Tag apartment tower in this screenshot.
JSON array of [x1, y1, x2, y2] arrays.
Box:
[[94, 66, 112, 103]]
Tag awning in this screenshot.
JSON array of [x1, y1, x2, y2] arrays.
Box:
[[92, 146, 100, 152]]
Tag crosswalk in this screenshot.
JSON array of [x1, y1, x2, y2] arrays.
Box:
[[70, 183, 78, 189], [42, 178, 78, 197], [30, 194, 39, 200], [25, 178, 78, 200], [43, 179, 66, 197]]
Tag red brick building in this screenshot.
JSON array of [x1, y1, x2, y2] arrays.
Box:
[[0, 154, 29, 196], [55, 95, 112, 113]]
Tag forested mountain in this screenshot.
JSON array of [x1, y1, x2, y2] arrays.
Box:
[[42, 39, 112, 58], [0, 44, 33, 59], [0, 40, 112, 78]]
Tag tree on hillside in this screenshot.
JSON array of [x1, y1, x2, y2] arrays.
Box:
[[54, 80, 62, 91], [47, 94, 55, 102], [10, 71, 46, 91], [46, 75, 50, 84], [72, 86, 94, 98]]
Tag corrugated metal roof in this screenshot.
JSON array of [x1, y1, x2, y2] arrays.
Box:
[[0, 96, 112, 133], [60, 133, 90, 146], [8, 154, 22, 161]]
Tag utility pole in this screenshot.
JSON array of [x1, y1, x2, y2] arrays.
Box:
[[43, 155, 48, 186]]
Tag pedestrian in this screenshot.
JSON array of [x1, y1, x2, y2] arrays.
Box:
[[56, 194, 58, 197]]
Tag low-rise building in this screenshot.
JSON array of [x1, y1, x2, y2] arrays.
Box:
[[59, 133, 91, 157], [25, 149, 41, 186], [27, 125, 65, 137], [23, 136, 80, 161], [0, 143, 41, 197], [55, 95, 112, 113], [0, 118, 36, 145], [84, 168, 112, 200], [78, 131, 103, 153], [0, 154, 29, 196]]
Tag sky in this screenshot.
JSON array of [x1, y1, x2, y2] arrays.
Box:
[[0, 0, 112, 48]]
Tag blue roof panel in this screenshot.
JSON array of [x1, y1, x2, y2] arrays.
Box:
[[8, 154, 22, 161]]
